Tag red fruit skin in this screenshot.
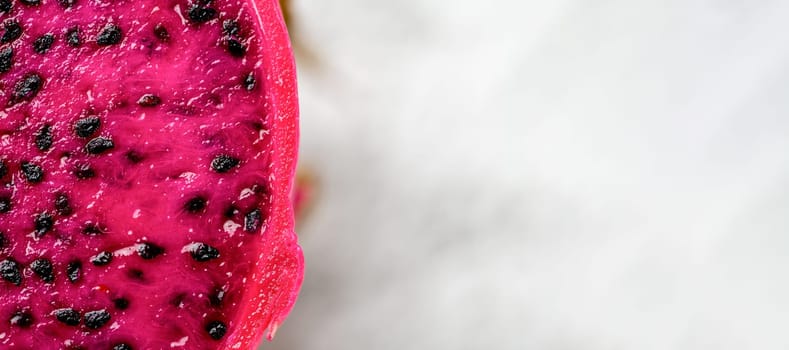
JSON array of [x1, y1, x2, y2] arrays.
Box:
[[227, 0, 303, 348]]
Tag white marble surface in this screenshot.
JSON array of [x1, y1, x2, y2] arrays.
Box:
[[266, 1, 789, 349]]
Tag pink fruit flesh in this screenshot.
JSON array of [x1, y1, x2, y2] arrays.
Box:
[[0, 0, 302, 348]]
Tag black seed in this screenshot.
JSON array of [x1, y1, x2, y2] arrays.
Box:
[[91, 251, 112, 266], [185, 196, 207, 213], [208, 287, 226, 307], [35, 124, 53, 151], [0, 196, 10, 213], [242, 72, 256, 91], [154, 23, 169, 42], [30, 258, 54, 283], [0, 232, 6, 248], [1, 20, 22, 44], [125, 150, 143, 164], [66, 261, 81, 283], [0, 160, 6, 178], [253, 183, 268, 195], [59, 0, 76, 8], [0, 46, 12, 73], [226, 38, 246, 57], [96, 24, 122, 46], [112, 343, 132, 350], [223, 205, 238, 218], [211, 155, 239, 173], [206, 320, 227, 340], [190, 243, 219, 262], [74, 163, 95, 179], [53, 308, 80, 326], [33, 212, 53, 234], [11, 73, 44, 104], [82, 223, 104, 236], [85, 136, 114, 154], [34, 212, 54, 236], [19, 0, 39, 6], [74, 116, 100, 137], [10, 309, 33, 328], [21, 162, 44, 183], [0, 0, 11, 13], [65, 27, 81, 47], [170, 293, 186, 308], [136, 94, 161, 107], [187, 5, 217, 24], [126, 268, 144, 281], [223, 20, 240, 36], [0, 259, 21, 285], [55, 193, 72, 216], [244, 208, 262, 233], [112, 297, 129, 310], [137, 242, 163, 260], [207, 94, 222, 106], [84, 309, 110, 329], [33, 34, 55, 54]]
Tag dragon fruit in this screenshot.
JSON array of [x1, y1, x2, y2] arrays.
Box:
[[0, 0, 302, 348]]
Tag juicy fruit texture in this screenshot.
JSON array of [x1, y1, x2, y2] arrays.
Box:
[[0, 0, 302, 348]]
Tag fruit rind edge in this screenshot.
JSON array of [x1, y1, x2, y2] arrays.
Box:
[[227, 0, 303, 348]]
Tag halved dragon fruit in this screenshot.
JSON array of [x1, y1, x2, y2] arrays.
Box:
[[0, 0, 302, 348]]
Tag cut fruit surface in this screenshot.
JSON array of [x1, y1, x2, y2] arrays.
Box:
[[0, 0, 302, 348]]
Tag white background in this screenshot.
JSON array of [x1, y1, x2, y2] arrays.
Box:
[[266, 1, 789, 349]]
